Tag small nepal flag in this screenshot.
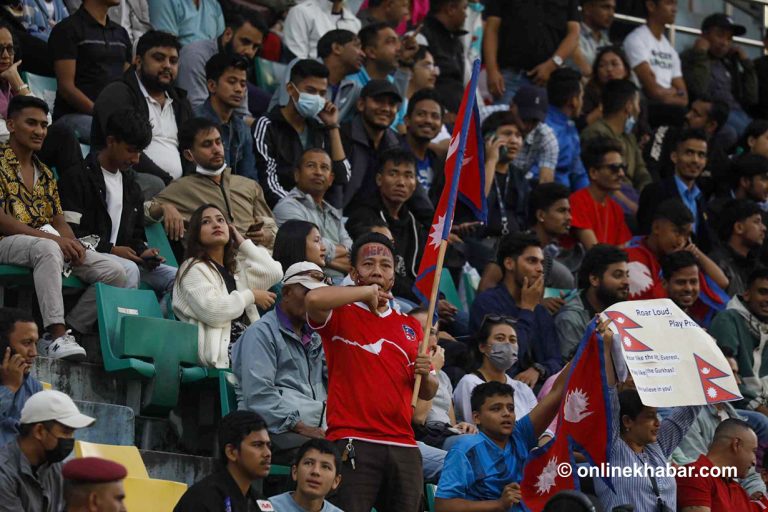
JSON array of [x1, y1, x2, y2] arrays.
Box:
[[521, 323, 613, 511], [413, 59, 486, 303]]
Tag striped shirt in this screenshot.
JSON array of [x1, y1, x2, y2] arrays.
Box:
[[594, 387, 700, 512], [513, 122, 559, 181]]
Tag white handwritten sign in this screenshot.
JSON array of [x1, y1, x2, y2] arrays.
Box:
[[602, 299, 741, 407]]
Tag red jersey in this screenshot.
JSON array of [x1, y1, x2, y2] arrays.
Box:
[[310, 302, 423, 446], [569, 188, 632, 246], [625, 237, 665, 300], [676, 455, 760, 511]]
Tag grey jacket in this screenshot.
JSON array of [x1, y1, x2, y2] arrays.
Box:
[[554, 292, 590, 361], [230, 309, 328, 434], [0, 441, 63, 512]]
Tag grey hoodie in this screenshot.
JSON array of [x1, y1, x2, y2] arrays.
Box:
[[554, 292, 591, 361]]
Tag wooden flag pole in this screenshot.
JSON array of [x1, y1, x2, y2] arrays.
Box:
[[411, 238, 450, 407]]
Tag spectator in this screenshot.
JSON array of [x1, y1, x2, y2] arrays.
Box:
[[0, 96, 127, 361], [420, 0, 466, 114], [231, 262, 329, 465], [401, 89, 445, 196], [345, 148, 426, 303], [282, 0, 361, 59], [253, 59, 350, 209], [273, 148, 352, 278], [469, 232, 563, 388], [569, 137, 632, 249], [574, 0, 616, 73], [581, 79, 651, 212], [272, 220, 327, 272], [626, 199, 728, 300], [643, 97, 732, 187], [453, 316, 539, 424], [147, 0, 223, 46], [305, 232, 439, 512], [555, 244, 628, 361], [581, 45, 631, 127], [729, 152, 768, 204], [177, 13, 267, 116], [115, 0, 151, 44], [0, 21, 37, 142], [269, 439, 344, 512], [145, 118, 277, 248], [345, 23, 408, 92], [49, 0, 131, 141], [317, 29, 364, 122], [174, 411, 272, 512], [194, 53, 256, 181], [0, 307, 41, 446], [173, 203, 282, 368], [403, 47, 441, 103], [711, 266, 768, 416], [710, 199, 766, 297], [483, 0, 580, 104], [357, 0, 409, 28], [637, 129, 712, 251], [0, 390, 95, 511], [677, 419, 759, 510], [594, 387, 700, 512], [340, 79, 403, 207], [660, 250, 700, 315], [59, 109, 177, 297], [622, 0, 687, 126], [510, 84, 559, 186], [62, 457, 127, 512], [19, 0, 69, 42], [754, 30, 768, 120], [681, 14, 756, 137], [92, 30, 193, 199], [544, 68, 589, 191]]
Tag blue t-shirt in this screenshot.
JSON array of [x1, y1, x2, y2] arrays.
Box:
[[436, 416, 537, 511]]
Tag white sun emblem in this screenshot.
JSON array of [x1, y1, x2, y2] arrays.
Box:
[[707, 386, 718, 399], [617, 316, 625, 324], [535, 457, 559, 495], [701, 367, 711, 375], [623, 336, 632, 347], [564, 388, 593, 423], [429, 215, 447, 249]]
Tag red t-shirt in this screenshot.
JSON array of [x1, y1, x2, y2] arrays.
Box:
[[569, 188, 632, 246], [310, 302, 423, 446], [676, 455, 759, 511], [625, 238, 665, 300]]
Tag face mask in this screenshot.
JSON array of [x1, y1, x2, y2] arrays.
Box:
[[195, 162, 226, 176], [45, 436, 75, 463], [469, 2, 484, 12], [291, 83, 326, 119], [624, 115, 636, 135], [487, 343, 518, 371]]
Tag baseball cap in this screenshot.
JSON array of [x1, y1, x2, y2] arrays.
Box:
[[20, 390, 96, 429], [701, 13, 746, 37], [360, 79, 403, 103], [513, 85, 548, 123], [732, 153, 768, 178], [63, 457, 127, 483], [282, 262, 331, 290]]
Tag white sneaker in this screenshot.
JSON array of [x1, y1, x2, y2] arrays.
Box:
[[45, 331, 86, 362]]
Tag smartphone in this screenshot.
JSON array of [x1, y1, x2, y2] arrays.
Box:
[[247, 221, 265, 233], [484, 131, 507, 159], [142, 254, 163, 263]]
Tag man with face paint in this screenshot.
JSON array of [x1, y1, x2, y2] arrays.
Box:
[[254, 59, 350, 210], [91, 30, 193, 198], [0, 390, 95, 512], [146, 118, 277, 248], [305, 232, 439, 512]]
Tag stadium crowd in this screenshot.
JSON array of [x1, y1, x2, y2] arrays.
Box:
[[2, 0, 768, 510]]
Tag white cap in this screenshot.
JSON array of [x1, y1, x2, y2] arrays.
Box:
[[282, 262, 330, 290], [20, 390, 95, 429]]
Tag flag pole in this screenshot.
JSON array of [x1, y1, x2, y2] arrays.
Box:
[[412, 238, 449, 407]]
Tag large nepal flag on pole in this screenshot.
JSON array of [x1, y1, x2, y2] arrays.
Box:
[[412, 59, 486, 303], [521, 322, 613, 511]]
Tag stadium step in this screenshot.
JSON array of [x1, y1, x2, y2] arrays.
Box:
[[34, 356, 130, 407], [140, 449, 214, 486]]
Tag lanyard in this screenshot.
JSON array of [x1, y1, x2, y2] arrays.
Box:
[[494, 173, 511, 235]]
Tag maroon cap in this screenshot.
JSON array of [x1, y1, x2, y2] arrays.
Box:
[[62, 457, 127, 483]]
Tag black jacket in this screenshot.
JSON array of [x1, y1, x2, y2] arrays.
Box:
[[91, 69, 195, 184], [173, 467, 264, 512], [420, 15, 466, 113], [59, 152, 147, 255]]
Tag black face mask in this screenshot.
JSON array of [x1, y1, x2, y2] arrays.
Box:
[[45, 436, 74, 464]]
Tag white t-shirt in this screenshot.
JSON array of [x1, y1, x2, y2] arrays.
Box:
[[138, 77, 183, 180], [623, 24, 682, 89], [453, 372, 538, 424], [101, 168, 124, 245]]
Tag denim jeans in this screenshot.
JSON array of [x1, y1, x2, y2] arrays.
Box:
[[496, 69, 531, 105]]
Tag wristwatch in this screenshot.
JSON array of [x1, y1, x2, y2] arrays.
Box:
[[532, 363, 547, 378], [552, 55, 564, 68]]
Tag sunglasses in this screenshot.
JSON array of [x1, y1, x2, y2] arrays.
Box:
[[601, 163, 628, 174], [480, 314, 517, 329], [291, 270, 333, 285]]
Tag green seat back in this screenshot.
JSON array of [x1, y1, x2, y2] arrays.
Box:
[[254, 58, 288, 94], [23, 72, 57, 113], [439, 272, 463, 312], [426, 484, 437, 512], [145, 223, 179, 268]]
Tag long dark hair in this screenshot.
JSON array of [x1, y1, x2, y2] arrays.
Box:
[[467, 316, 517, 372], [273, 220, 318, 272], [177, 204, 237, 285], [591, 45, 631, 85]]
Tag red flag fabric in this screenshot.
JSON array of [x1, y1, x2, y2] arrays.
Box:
[[520, 434, 573, 510]]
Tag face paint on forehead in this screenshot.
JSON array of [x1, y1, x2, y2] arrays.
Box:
[[360, 243, 393, 260]]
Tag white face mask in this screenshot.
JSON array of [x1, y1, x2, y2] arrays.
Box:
[[195, 162, 227, 176]]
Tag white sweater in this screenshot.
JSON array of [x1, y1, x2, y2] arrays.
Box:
[[172, 240, 283, 368]]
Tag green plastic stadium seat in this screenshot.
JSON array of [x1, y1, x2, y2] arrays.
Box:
[[145, 223, 179, 268], [439, 272, 463, 312], [95, 283, 204, 415], [426, 484, 437, 512], [23, 72, 57, 112]]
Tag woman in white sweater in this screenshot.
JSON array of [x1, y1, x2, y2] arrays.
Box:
[[173, 204, 284, 368]]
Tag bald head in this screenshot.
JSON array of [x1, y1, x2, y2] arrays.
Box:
[[710, 418, 757, 479]]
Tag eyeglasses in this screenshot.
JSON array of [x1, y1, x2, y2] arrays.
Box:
[[600, 163, 628, 174], [0, 45, 15, 56]]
